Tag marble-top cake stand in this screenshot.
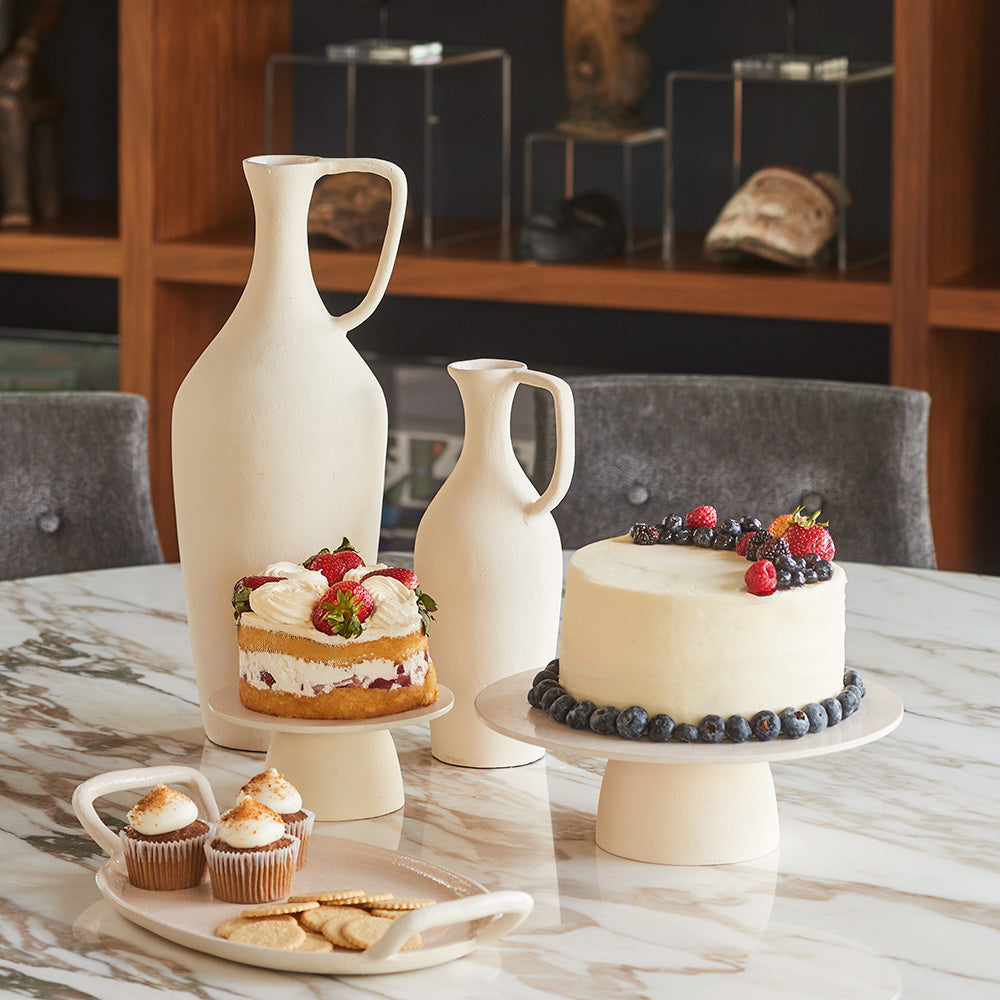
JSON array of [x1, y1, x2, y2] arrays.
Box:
[[476, 672, 903, 866], [209, 686, 453, 822]]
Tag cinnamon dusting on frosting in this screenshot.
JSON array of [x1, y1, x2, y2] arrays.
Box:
[[215, 798, 286, 849], [126, 785, 198, 835]]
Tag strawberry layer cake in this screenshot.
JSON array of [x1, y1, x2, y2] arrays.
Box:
[[234, 540, 438, 719]]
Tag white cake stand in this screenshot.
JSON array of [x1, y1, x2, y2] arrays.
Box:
[[475, 672, 903, 866], [209, 686, 453, 822]]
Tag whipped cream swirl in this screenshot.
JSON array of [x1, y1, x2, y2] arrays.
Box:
[[215, 798, 285, 849], [237, 768, 303, 814], [127, 785, 198, 835], [246, 561, 422, 640], [249, 574, 328, 626]]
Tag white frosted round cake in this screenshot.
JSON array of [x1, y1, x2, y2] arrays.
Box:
[[558, 535, 847, 725], [235, 550, 438, 720]]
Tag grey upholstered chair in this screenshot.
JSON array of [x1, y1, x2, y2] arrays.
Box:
[[533, 374, 936, 568], [0, 392, 163, 580]]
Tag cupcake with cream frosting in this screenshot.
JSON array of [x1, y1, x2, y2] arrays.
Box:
[[237, 768, 314, 867], [119, 784, 212, 890], [203, 798, 299, 903]]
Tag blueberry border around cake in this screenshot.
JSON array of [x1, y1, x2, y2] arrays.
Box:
[[526, 660, 867, 743]]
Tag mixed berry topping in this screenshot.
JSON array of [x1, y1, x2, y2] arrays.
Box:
[[527, 660, 867, 743], [631, 503, 838, 597], [629, 522, 660, 545], [745, 559, 778, 597]]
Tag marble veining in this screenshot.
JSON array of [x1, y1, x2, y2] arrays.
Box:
[[0, 562, 998, 998]]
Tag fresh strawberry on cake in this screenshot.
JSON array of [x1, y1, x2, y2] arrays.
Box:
[[234, 539, 438, 719]]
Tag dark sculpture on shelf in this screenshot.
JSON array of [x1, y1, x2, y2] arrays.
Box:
[[559, 0, 660, 137], [0, 0, 63, 228]]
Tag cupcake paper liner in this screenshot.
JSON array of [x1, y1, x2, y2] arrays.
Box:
[[204, 835, 300, 903], [282, 810, 315, 868], [120, 827, 212, 891]]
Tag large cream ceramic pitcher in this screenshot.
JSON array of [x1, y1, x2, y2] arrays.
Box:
[[172, 154, 406, 750]]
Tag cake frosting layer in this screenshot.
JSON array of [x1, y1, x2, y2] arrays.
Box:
[[558, 536, 846, 724]]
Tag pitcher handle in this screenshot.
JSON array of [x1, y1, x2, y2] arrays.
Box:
[[317, 157, 407, 333], [516, 370, 575, 517]]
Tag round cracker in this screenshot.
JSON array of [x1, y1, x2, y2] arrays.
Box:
[[317, 907, 372, 948], [344, 893, 394, 907], [216, 915, 266, 939], [295, 931, 335, 953], [287, 889, 367, 903], [341, 914, 421, 952], [300, 904, 369, 932], [227, 916, 307, 950], [241, 900, 319, 918], [368, 897, 436, 911]]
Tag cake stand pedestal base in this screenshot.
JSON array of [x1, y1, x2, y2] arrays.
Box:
[[475, 671, 903, 867], [208, 686, 454, 822], [597, 760, 778, 865], [265, 729, 405, 821]]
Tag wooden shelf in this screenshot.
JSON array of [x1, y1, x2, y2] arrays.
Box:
[[0, 204, 120, 277], [930, 265, 1000, 330], [154, 224, 892, 324], [2, 0, 997, 573]]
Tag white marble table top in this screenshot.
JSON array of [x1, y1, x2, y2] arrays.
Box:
[[1, 560, 998, 999]]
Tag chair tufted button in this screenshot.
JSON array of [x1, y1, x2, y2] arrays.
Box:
[[799, 491, 824, 514], [627, 484, 650, 506], [36, 510, 61, 534]]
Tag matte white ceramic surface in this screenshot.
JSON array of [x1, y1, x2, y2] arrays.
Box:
[[208, 686, 454, 820], [172, 154, 406, 751], [476, 673, 903, 864], [74, 765, 531, 975], [415, 360, 575, 767], [475, 672, 904, 764]]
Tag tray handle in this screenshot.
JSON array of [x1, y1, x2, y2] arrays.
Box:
[[72, 765, 221, 860], [364, 890, 534, 962]]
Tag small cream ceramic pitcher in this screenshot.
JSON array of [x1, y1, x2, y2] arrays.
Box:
[[415, 359, 575, 767]]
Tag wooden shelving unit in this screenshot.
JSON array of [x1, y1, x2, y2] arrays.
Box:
[[1, 0, 997, 572]]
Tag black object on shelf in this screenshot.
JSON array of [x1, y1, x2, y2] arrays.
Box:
[[517, 191, 625, 264]]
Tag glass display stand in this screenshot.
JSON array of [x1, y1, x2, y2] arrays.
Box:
[[523, 128, 666, 254], [662, 61, 894, 272], [265, 46, 511, 251]]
